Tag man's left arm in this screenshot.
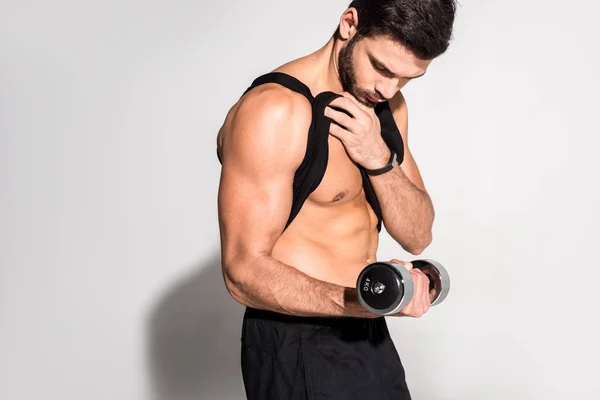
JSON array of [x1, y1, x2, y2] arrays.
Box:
[[368, 92, 435, 255]]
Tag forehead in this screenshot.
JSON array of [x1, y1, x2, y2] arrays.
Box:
[[358, 35, 431, 72]]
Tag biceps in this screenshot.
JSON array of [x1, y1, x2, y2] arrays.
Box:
[[218, 165, 293, 266]]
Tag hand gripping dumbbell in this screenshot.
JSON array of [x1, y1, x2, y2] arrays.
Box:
[[356, 259, 451, 316]]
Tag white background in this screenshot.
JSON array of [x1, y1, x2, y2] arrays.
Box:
[[1, 1, 599, 399]]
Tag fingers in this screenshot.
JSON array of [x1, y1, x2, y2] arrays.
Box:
[[390, 259, 412, 271], [398, 268, 431, 318], [386, 260, 433, 318], [325, 93, 379, 152], [413, 268, 432, 308], [328, 95, 363, 119], [324, 105, 359, 133], [411, 267, 428, 280], [340, 91, 371, 113], [328, 121, 351, 143], [429, 288, 438, 303]]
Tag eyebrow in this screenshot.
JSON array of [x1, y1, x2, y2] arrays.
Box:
[[369, 55, 426, 80]]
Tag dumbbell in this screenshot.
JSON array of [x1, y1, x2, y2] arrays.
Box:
[[356, 259, 450, 316]]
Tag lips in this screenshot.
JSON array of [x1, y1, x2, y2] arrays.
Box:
[[366, 94, 382, 103]]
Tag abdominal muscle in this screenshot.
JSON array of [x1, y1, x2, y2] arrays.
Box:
[[271, 192, 380, 289]]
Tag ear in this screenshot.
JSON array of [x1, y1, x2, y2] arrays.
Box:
[[337, 8, 359, 41]]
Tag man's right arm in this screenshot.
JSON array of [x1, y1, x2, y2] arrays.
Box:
[[217, 86, 374, 318]]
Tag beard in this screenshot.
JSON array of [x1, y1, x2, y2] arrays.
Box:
[[337, 34, 379, 109]]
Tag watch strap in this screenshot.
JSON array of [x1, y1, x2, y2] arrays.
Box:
[[364, 151, 396, 176]]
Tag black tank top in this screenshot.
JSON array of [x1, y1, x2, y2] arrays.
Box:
[[217, 72, 405, 233]]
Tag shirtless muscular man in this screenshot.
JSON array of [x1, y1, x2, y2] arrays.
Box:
[[216, 1, 457, 398]]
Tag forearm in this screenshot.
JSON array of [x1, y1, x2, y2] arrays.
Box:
[[225, 254, 375, 318], [369, 166, 434, 253]]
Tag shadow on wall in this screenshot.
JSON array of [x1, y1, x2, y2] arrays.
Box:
[[146, 251, 247, 400]]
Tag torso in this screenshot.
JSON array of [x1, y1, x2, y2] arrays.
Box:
[[271, 133, 380, 288], [218, 61, 380, 289]]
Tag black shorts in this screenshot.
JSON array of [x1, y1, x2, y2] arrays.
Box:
[[240, 307, 412, 400]]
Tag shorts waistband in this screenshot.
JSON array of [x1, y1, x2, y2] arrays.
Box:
[[243, 307, 382, 328]]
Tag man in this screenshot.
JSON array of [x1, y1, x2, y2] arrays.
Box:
[[216, 0, 457, 398]]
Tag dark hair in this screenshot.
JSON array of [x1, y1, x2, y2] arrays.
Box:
[[337, 0, 458, 60]]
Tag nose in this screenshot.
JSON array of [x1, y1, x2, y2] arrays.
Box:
[[375, 82, 399, 101]]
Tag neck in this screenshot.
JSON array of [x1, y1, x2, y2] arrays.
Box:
[[306, 37, 345, 96]]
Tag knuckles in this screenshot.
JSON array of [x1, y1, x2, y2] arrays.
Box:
[[403, 271, 432, 318]]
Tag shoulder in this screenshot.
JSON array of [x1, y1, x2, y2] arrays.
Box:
[[219, 83, 313, 168], [236, 83, 312, 129]]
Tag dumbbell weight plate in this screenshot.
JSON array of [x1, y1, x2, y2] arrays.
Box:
[[356, 262, 414, 315], [412, 259, 451, 306]]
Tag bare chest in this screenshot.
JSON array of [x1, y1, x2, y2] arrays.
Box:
[[307, 137, 365, 205]]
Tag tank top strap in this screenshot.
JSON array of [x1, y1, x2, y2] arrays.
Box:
[[242, 71, 315, 103], [375, 101, 405, 163], [282, 90, 342, 231]]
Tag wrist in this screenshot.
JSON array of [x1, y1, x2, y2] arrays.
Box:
[[362, 148, 392, 170], [343, 287, 379, 318], [363, 149, 395, 176]]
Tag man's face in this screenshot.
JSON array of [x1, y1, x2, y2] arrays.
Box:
[[338, 34, 432, 108]]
